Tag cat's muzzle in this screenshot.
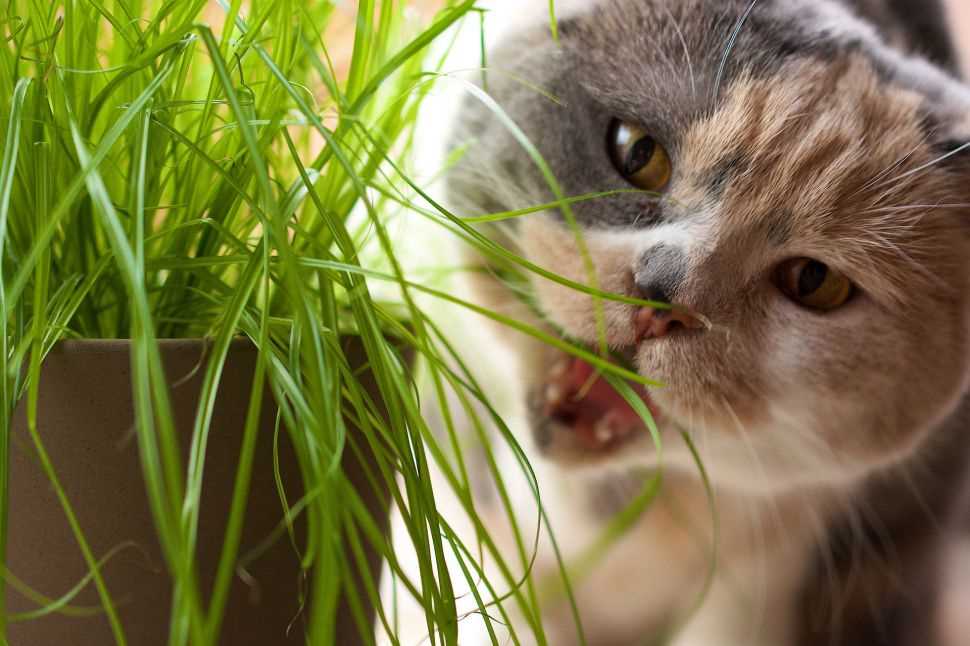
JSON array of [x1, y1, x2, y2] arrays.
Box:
[[526, 355, 659, 463]]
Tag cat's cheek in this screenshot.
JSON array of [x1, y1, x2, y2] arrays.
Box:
[[519, 216, 642, 346], [744, 303, 969, 487]]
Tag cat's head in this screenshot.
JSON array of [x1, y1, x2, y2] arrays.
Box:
[[447, 0, 970, 492]]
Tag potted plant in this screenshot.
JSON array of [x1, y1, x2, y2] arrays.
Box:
[[0, 1, 487, 644]]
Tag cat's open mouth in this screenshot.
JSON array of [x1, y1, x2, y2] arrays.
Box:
[[541, 355, 660, 452]]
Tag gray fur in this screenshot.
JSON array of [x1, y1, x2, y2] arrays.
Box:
[[448, 0, 966, 231]]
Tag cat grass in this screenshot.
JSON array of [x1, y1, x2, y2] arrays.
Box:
[[0, 1, 680, 644]]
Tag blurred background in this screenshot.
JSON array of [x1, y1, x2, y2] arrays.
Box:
[[950, 0, 970, 74]]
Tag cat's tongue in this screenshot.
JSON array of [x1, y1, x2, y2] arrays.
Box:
[[544, 357, 658, 450]]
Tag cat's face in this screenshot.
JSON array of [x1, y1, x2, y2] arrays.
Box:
[[448, 0, 970, 492]]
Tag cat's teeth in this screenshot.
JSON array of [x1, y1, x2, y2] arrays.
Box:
[[595, 425, 614, 444], [545, 384, 564, 405], [549, 358, 570, 379]]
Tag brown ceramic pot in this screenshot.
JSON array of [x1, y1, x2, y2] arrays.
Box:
[[6, 339, 390, 645]]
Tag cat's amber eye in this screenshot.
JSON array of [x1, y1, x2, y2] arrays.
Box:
[[775, 258, 854, 311], [608, 120, 672, 191]]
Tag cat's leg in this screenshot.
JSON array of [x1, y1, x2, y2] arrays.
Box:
[[665, 553, 802, 646], [668, 583, 797, 646]]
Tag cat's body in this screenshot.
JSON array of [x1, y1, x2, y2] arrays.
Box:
[[382, 1, 970, 644]]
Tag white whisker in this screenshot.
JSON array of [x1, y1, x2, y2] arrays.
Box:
[[862, 202, 970, 213], [875, 140, 970, 189], [662, 4, 697, 100], [852, 142, 922, 198], [711, 0, 762, 107]]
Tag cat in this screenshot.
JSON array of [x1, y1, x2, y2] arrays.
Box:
[[381, 1, 970, 645]]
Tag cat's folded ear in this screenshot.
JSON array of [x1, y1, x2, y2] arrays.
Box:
[[880, 50, 970, 172], [921, 89, 970, 182], [880, 49, 970, 123]]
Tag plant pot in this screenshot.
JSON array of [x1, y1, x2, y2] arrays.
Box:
[[6, 338, 392, 645]]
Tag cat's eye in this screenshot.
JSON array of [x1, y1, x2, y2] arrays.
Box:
[[775, 258, 854, 311], [608, 120, 672, 191]]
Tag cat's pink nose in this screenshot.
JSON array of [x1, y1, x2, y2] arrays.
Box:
[[635, 306, 702, 342]]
